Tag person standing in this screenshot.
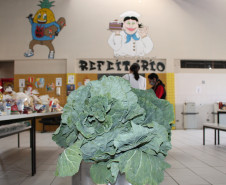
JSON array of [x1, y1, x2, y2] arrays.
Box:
[[123, 63, 146, 90], [148, 73, 166, 99]]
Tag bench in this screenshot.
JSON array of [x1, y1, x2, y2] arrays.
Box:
[[0, 122, 31, 148], [203, 123, 226, 145]]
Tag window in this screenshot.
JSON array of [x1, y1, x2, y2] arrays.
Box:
[[180, 60, 226, 69]]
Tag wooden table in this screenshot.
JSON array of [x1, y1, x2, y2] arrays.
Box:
[[0, 112, 62, 176]]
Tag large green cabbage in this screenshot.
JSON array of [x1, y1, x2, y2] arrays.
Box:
[[53, 76, 174, 185]]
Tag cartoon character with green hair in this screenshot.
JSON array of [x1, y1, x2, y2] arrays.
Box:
[[24, 0, 66, 59]]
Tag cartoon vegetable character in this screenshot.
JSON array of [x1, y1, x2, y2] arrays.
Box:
[[24, 0, 66, 59]]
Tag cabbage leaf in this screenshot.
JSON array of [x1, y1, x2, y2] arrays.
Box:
[[53, 76, 174, 185]]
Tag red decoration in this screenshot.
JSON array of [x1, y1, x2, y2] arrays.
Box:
[[0, 78, 14, 93], [28, 77, 34, 83], [35, 25, 44, 38]]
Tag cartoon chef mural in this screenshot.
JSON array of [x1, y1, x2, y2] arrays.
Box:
[[108, 11, 153, 57], [24, 0, 66, 59]]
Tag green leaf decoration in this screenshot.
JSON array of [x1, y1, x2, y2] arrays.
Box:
[[53, 76, 174, 184], [114, 122, 155, 153], [90, 161, 117, 184], [109, 162, 119, 182], [116, 150, 170, 185], [38, 0, 55, 9], [132, 88, 174, 138], [52, 123, 78, 148], [81, 127, 126, 162], [55, 141, 82, 177], [140, 122, 172, 156]]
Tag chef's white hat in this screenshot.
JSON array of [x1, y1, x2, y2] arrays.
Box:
[[120, 11, 140, 18]]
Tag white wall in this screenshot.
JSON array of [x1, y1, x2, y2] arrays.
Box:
[[1, 0, 226, 72], [14, 59, 67, 74], [175, 71, 226, 129], [1, 0, 226, 129]]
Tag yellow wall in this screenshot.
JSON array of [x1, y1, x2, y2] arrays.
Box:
[[166, 73, 176, 129], [146, 73, 166, 90]]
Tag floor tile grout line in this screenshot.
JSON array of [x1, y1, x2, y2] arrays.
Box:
[[171, 131, 226, 164], [1, 130, 226, 185], [168, 150, 212, 184], [172, 144, 223, 169], [170, 145, 225, 185], [173, 141, 226, 167], [19, 174, 29, 185], [168, 156, 213, 185], [164, 170, 180, 185], [50, 176, 56, 185], [170, 132, 219, 184]]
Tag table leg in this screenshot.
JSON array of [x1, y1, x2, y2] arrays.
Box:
[[18, 133, 20, 148], [31, 118, 36, 176], [203, 126, 205, 145], [214, 129, 216, 145], [218, 129, 220, 145], [42, 123, 45, 133]]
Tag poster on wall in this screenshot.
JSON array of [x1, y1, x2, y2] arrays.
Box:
[[67, 84, 75, 96], [77, 82, 82, 87], [35, 78, 45, 88], [67, 74, 75, 84], [46, 82, 55, 92], [24, 0, 66, 59], [108, 11, 153, 57], [19, 79, 25, 88], [56, 78, 62, 86]]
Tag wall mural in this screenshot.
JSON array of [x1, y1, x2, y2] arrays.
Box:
[[108, 11, 153, 57], [24, 0, 66, 59]]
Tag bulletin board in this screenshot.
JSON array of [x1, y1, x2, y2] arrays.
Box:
[[75, 73, 98, 89], [14, 74, 67, 106]]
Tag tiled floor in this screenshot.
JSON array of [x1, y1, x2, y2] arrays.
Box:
[[0, 129, 226, 185]]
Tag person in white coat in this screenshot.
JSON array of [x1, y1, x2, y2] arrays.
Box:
[[123, 63, 146, 90], [108, 11, 153, 57]]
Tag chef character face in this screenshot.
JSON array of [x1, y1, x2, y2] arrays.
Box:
[[123, 16, 139, 35]]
